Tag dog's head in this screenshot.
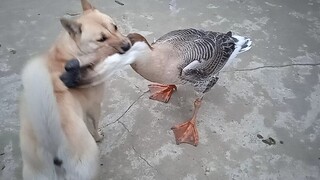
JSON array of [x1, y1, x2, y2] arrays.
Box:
[[60, 0, 131, 65]]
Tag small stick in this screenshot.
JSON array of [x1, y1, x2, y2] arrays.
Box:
[[66, 12, 81, 16], [115, 0, 124, 6]]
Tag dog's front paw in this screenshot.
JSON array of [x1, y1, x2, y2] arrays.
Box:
[[60, 59, 81, 88], [94, 128, 105, 142]]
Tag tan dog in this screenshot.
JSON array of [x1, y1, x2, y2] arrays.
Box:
[[19, 0, 131, 179]]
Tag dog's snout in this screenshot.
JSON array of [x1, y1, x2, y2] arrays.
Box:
[[121, 43, 131, 52], [65, 59, 80, 72]]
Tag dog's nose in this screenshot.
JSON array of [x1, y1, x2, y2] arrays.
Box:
[[65, 59, 80, 72], [121, 43, 131, 52], [61, 59, 81, 88]]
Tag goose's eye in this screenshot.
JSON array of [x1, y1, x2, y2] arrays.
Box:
[[97, 34, 107, 42], [114, 25, 118, 31]]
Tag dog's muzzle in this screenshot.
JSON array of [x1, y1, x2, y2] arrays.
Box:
[[121, 42, 131, 52], [60, 59, 81, 88]]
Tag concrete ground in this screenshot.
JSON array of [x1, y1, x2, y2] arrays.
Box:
[[1, 0, 320, 179]]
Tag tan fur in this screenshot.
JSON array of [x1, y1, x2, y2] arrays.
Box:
[[19, 0, 130, 179]]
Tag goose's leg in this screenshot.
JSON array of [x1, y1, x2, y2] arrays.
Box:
[[171, 98, 202, 146], [148, 84, 177, 103]]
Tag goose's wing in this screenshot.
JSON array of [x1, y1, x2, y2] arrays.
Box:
[[154, 28, 206, 44], [179, 30, 236, 80]]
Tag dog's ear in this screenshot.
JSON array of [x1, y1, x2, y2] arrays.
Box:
[[60, 18, 82, 39], [81, 0, 94, 11]]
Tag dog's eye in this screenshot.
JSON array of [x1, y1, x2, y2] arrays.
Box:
[[97, 34, 107, 42], [114, 25, 118, 31]]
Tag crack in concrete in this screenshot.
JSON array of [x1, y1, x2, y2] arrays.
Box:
[[119, 76, 145, 93], [98, 88, 165, 178], [102, 90, 149, 128], [118, 121, 130, 132], [131, 145, 166, 179], [131, 146, 154, 169], [222, 62, 320, 72]]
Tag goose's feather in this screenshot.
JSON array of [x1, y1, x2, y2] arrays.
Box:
[[154, 28, 252, 93]]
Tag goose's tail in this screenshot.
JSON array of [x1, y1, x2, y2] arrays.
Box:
[[229, 35, 252, 60]]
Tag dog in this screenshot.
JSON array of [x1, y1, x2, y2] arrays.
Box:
[[19, 0, 132, 179]]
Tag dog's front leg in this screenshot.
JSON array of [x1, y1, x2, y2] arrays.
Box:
[[87, 102, 104, 142]]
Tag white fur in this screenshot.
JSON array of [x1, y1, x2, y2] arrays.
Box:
[[80, 41, 150, 87], [20, 58, 99, 180], [21, 58, 66, 155], [98, 41, 150, 75]]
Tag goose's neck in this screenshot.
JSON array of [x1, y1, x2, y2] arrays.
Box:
[[127, 33, 155, 73], [130, 45, 153, 69]]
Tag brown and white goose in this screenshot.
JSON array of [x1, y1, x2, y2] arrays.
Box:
[[62, 28, 252, 146]]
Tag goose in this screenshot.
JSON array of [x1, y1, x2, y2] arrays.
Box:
[[61, 28, 252, 146]]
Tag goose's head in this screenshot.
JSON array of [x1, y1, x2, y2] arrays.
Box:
[[127, 33, 153, 50]]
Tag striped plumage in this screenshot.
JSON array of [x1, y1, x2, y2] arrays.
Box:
[[150, 28, 252, 93]]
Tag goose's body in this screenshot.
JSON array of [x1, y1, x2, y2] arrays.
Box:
[[62, 28, 252, 146], [129, 29, 252, 95]]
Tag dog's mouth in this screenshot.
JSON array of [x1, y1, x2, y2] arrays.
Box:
[[115, 47, 126, 55], [115, 41, 132, 55]]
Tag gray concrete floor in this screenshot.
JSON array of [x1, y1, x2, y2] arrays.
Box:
[[1, 0, 320, 179]]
